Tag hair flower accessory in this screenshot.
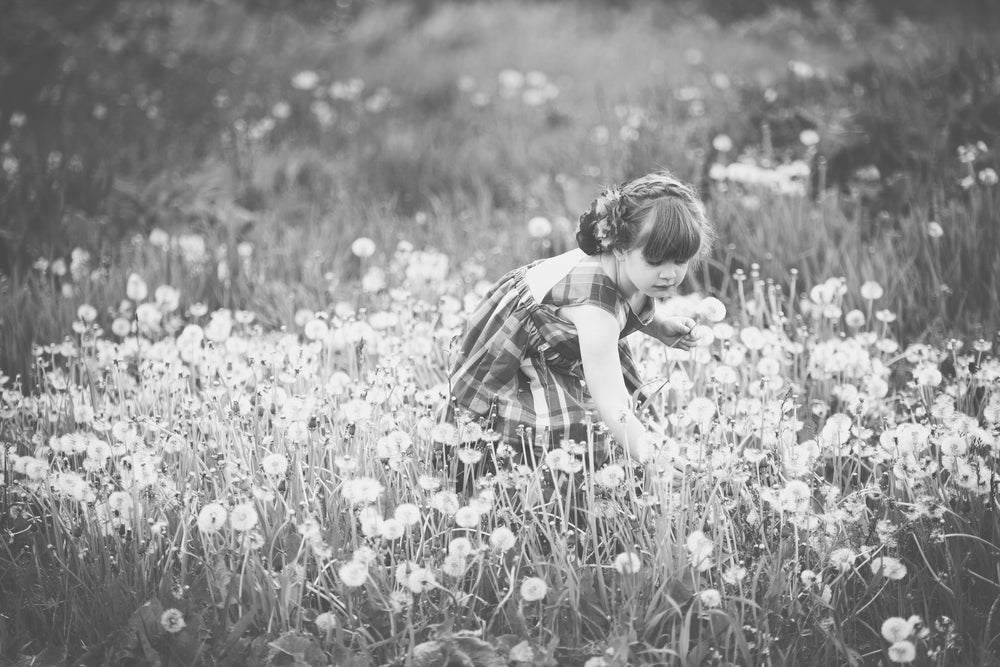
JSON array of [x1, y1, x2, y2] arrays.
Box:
[[587, 186, 624, 250]]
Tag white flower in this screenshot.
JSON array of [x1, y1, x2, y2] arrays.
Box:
[[519, 576, 548, 602], [260, 452, 289, 477], [338, 560, 368, 588], [799, 129, 820, 146], [406, 567, 437, 593], [509, 641, 534, 662], [379, 517, 405, 540], [913, 365, 942, 387], [160, 608, 186, 633], [489, 526, 517, 552], [777, 480, 812, 513], [870, 556, 907, 580], [454, 505, 481, 528], [860, 281, 884, 301], [527, 216, 552, 238], [712, 364, 738, 385], [712, 134, 733, 153], [126, 273, 148, 302], [197, 503, 228, 534], [291, 70, 319, 91], [845, 309, 866, 328], [77, 304, 98, 322], [230, 503, 258, 532], [613, 551, 642, 574], [881, 617, 913, 643], [448, 537, 474, 558], [695, 296, 727, 323], [394, 503, 422, 526], [592, 464, 626, 489], [303, 318, 329, 341], [341, 477, 384, 506], [315, 612, 336, 633], [442, 553, 468, 578], [107, 491, 133, 514], [429, 490, 460, 515], [722, 565, 747, 585], [699, 588, 722, 607], [927, 221, 944, 238], [685, 530, 714, 570], [154, 285, 180, 313], [887, 640, 917, 663], [351, 237, 376, 258]]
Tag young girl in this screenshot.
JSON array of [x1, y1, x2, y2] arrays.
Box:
[[449, 170, 716, 468]]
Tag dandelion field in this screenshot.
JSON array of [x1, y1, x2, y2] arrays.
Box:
[[2, 1, 1000, 666]]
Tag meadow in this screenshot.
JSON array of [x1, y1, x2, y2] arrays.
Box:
[[1, 1, 1000, 665]]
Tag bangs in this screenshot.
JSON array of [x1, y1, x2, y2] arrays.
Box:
[[635, 198, 704, 265]]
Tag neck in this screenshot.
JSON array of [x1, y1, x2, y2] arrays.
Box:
[[600, 253, 641, 304]]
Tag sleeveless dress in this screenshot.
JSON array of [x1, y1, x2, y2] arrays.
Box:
[[449, 249, 655, 461]]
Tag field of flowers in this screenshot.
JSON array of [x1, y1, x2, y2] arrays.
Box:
[[2, 230, 1000, 665], [2, 1, 1000, 666]]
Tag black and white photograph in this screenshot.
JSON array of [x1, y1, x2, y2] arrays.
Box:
[[1, 0, 999, 665]]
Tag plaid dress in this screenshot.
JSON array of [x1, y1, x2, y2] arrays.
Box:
[[449, 249, 654, 460]]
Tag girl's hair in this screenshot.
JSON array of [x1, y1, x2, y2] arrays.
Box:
[[576, 170, 716, 265]]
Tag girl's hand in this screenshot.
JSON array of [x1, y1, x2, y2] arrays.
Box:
[[658, 316, 697, 350]]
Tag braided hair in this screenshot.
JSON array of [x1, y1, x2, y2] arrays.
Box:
[[576, 170, 715, 265]]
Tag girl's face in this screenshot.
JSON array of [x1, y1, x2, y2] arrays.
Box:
[[615, 245, 689, 300]]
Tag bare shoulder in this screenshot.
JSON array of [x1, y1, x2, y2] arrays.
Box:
[[558, 303, 619, 343]]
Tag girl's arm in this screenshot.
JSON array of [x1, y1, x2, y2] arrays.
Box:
[[560, 304, 655, 462]]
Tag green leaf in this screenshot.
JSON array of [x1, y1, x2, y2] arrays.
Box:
[[267, 631, 328, 667]]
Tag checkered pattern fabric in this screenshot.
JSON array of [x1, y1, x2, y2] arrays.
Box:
[[449, 250, 654, 456]]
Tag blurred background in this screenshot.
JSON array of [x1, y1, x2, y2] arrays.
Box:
[[2, 0, 999, 385]]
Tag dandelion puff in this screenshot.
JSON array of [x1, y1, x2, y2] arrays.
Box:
[[527, 216, 552, 238], [454, 505, 481, 528], [260, 452, 289, 477], [613, 551, 642, 574], [230, 503, 258, 532], [448, 537, 474, 559], [380, 517, 405, 540], [394, 503, 423, 526], [519, 576, 548, 602], [315, 612, 336, 633], [160, 608, 186, 633], [509, 641, 535, 662], [429, 490, 460, 515], [699, 589, 722, 607], [197, 503, 228, 534], [887, 640, 917, 663], [870, 556, 907, 580], [695, 296, 727, 323], [881, 617, 913, 643], [351, 237, 376, 258], [341, 477, 385, 505], [407, 567, 437, 594], [442, 553, 468, 578], [722, 564, 747, 585], [338, 560, 368, 588], [456, 447, 483, 464], [829, 547, 857, 572], [489, 526, 517, 552]]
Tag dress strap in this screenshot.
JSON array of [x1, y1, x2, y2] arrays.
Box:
[[524, 249, 586, 303]]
